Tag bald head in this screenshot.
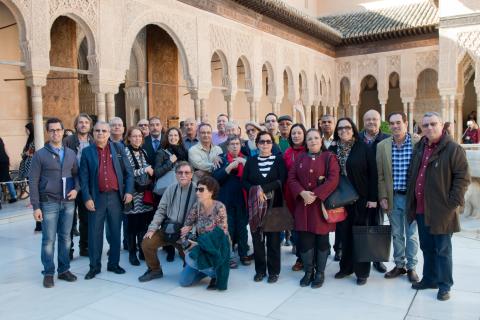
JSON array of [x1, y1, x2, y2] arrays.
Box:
[[363, 109, 381, 135]]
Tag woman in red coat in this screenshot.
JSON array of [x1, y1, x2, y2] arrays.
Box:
[[288, 129, 340, 288]]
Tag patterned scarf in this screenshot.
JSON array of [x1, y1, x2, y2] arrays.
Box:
[[336, 139, 355, 176], [248, 186, 268, 233]]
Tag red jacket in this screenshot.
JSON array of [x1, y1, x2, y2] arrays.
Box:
[[287, 151, 340, 235], [283, 146, 306, 213]]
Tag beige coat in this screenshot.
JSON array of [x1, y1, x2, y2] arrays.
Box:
[[376, 135, 416, 212]]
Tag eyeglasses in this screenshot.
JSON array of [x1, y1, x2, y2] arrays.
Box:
[[258, 140, 273, 145], [196, 187, 206, 193], [246, 129, 257, 134], [422, 122, 438, 129], [94, 129, 108, 133], [138, 124, 148, 127], [48, 129, 63, 133], [337, 126, 352, 132], [176, 171, 192, 176]]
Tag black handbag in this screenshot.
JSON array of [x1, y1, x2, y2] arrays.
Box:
[[352, 219, 391, 262], [128, 146, 152, 192], [261, 190, 294, 233], [323, 155, 359, 209], [162, 184, 193, 243]]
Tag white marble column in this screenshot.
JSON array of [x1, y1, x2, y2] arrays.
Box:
[[449, 95, 455, 139], [96, 92, 106, 122], [305, 105, 312, 128], [408, 101, 415, 134], [106, 92, 115, 121], [313, 104, 319, 129], [200, 99, 207, 123], [31, 85, 44, 149], [441, 95, 448, 122], [380, 101, 386, 122], [272, 102, 280, 115], [226, 98, 233, 121], [193, 99, 201, 122], [351, 104, 357, 125]]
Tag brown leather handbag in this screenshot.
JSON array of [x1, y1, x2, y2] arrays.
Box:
[[261, 191, 294, 232]]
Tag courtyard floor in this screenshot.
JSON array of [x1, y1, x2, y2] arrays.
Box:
[[0, 200, 479, 320]]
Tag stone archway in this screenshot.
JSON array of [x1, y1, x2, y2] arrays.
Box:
[[415, 68, 441, 131], [386, 72, 402, 118], [233, 56, 252, 125], [358, 75, 380, 128], [259, 61, 275, 122], [339, 77, 351, 119], [207, 50, 230, 123], [280, 67, 294, 118]]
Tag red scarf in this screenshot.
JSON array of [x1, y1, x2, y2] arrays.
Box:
[[226, 151, 244, 178]]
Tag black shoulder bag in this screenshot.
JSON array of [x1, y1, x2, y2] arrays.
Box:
[[162, 183, 193, 243]]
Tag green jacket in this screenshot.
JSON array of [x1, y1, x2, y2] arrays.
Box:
[[376, 134, 416, 212], [189, 227, 230, 290]]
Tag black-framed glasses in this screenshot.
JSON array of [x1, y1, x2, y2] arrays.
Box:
[[94, 129, 108, 133], [48, 129, 63, 133], [196, 187, 206, 193], [258, 140, 273, 145]]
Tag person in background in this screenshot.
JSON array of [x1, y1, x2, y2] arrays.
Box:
[[80, 121, 134, 280], [330, 117, 378, 286], [29, 118, 79, 288], [288, 129, 340, 288], [63, 129, 74, 138], [179, 176, 230, 290], [278, 115, 293, 153], [154, 127, 189, 262], [283, 124, 307, 272], [377, 112, 419, 283], [19, 122, 38, 230], [213, 135, 250, 268], [137, 119, 150, 137], [407, 112, 470, 301], [124, 127, 155, 266], [242, 122, 281, 157], [212, 114, 228, 145], [242, 131, 287, 284], [109, 117, 125, 144], [143, 117, 164, 168], [463, 120, 479, 144], [0, 137, 17, 207], [219, 121, 244, 154], [188, 123, 223, 177], [183, 118, 199, 150], [359, 109, 390, 274], [264, 113, 280, 144], [320, 114, 335, 150], [64, 113, 94, 259]]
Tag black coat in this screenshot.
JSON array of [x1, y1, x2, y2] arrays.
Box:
[[212, 153, 246, 208], [329, 141, 378, 224], [0, 138, 11, 182], [242, 154, 287, 208], [154, 144, 188, 179], [143, 135, 163, 168]]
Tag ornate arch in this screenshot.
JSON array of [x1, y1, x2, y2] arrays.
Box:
[[237, 55, 253, 96], [2, 0, 30, 63], [284, 66, 295, 103], [122, 11, 195, 88]]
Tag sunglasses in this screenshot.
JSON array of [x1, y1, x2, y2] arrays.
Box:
[[196, 187, 206, 193], [258, 140, 272, 145], [138, 124, 148, 127]]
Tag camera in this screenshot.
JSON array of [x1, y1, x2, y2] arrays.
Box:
[[180, 232, 197, 250]]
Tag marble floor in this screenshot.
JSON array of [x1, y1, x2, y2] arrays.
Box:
[[0, 208, 479, 320]]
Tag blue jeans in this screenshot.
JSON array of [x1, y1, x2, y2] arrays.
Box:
[[179, 252, 215, 287], [6, 182, 17, 199], [40, 201, 75, 275], [389, 194, 418, 270], [88, 192, 123, 270], [416, 214, 453, 292]]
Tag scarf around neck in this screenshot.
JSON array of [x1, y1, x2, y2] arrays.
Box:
[[337, 139, 355, 176]]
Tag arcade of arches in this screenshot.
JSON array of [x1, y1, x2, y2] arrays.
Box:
[[1, 0, 480, 166]]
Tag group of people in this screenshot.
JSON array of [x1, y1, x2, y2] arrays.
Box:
[[28, 108, 470, 301]]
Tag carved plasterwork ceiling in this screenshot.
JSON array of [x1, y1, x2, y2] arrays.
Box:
[[337, 61, 351, 79], [387, 55, 400, 74], [416, 50, 439, 73], [358, 58, 378, 79], [457, 31, 480, 60], [49, 0, 98, 33], [235, 31, 253, 60], [209, 24, 232, 56], [262, 41, 276, 67]]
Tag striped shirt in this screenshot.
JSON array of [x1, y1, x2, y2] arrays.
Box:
[[391, 133, 413, 191], [258, 154, 276, 178]]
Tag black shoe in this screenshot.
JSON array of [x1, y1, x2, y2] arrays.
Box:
[[311, 271, 325, 288], [373, 262, 387, 273], [123, 240, 128, 251], [207, 278, 217, 290], [69, 250, 74, 261], [79, 248, 89, 257], [107, 265, 126, 274], [58, 271, 77, 282], [138, 269, 163, 282], [334, 271, 352, 279], [253, 273, 265, 282], [129, 252, 140, 266], [407, 269, 420, 283], [356, 277, 367, 286], [43, 275, 54, 288], [138, 249, 145, 261], [84, 268, 100, 280], [300, 272, 314, 287], [384, 267, 407, 279], [8, 198, 17, 204], [437, 290, 450, 301], [72, 228, 80, 237], [334, 251, 342, 262], [267, 274, 279, 283], [412, 280, 438, 290], [166, 250, 175, 262], [240, 256, 252, 266]]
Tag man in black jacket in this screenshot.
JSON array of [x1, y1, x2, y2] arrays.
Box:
[[143, 117, 163, 167], [359, 109, 390, 273], [63, 113, 94, 258]]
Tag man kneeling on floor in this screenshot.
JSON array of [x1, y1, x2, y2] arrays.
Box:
[[139, 161, 197, 282]]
